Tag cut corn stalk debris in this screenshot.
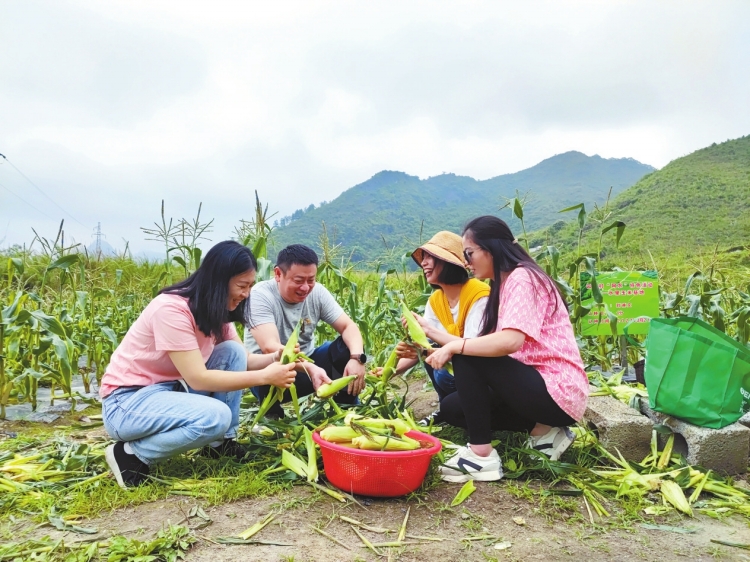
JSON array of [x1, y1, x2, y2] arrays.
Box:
[[351, 525, 381, 556], [398, 506, 410, 542], [312, 526, 351, 550], [236, 512, 276, 540], [340, 515, 392, 534], [450, 480, 476, 507]]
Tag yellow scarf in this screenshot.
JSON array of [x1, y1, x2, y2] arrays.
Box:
[[428, 278, 490, 337]]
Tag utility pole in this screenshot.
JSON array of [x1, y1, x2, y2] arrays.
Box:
[[92, 222, 105, 260]]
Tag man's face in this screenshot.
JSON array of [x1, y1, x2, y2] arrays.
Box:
[[275, 263, 317, 304]]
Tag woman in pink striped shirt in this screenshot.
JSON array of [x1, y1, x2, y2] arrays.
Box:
[[427, 216, 588, 483]]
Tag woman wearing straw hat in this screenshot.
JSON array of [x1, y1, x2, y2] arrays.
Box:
[[380, 231, 489, 425]]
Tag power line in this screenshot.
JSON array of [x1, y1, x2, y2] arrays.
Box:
[[0, 153, 88, 229], [0, 180, 58, 221]]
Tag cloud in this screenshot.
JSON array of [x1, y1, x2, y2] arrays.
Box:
[[1, 0, 749, 252]]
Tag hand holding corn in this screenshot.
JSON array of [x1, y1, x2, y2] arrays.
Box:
[[308, 364, 332, 391], [343, 360, 366, 395], [394, 341, 419, 359], [263, 361, 298, 388], [425, 344, 453, 370]]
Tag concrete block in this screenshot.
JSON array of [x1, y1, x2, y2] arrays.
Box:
[[739, 412, 750, 430], [583, 392, 653, 462], [639, 402, 750, 475]]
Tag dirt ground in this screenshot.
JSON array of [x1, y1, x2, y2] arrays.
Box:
[[5, 380, 750, 561]]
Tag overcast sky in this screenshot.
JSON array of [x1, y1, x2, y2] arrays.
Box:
[[1, 0, 749, 255]]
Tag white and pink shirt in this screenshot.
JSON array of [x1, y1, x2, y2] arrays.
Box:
[[100, 294, 237, 398], [496, 267, 588, 421]]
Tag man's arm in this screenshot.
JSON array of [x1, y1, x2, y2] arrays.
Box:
[[250, 323, 330, 388], [330, 313, 366, 395], [249, 322, 285, 355]]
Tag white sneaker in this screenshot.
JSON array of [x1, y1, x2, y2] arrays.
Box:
[[439, 445, 504, 483], [527, 427, 575, 461]]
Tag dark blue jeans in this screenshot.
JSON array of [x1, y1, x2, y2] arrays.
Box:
[[251, 336, 357, 417], [425, 363, 457, 404]]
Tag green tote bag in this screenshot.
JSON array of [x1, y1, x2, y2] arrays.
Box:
[[643, 317, 750, 429]]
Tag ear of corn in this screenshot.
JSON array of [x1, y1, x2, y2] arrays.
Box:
[[659, 479, 693, 516], [351, 434, 419, 451], [379, 348, 399, 384], [352, 417, 411, 437], [400, 302, 432, 349], [281, 320, 302, 364], [320, 425, 361, 443], [316, 375, 357, 398]]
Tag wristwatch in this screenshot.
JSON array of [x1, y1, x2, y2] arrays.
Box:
[[350, 352, 367, 364]]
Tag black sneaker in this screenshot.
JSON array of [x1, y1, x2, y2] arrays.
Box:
[[202, 439, 252, 461], [418, 410, 445, 426], [105, 441, 149, 489]]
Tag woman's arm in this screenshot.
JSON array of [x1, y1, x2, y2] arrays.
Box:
[[231, 336, 282, 370], [425, 329, 526, 370], [169, 349, 297, 392]]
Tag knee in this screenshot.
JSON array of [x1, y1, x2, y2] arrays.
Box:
[[453, 354, 471, 374], [440, 393, 466, 428], [212, 340, 247, 372], [199, 402, 233, 441]]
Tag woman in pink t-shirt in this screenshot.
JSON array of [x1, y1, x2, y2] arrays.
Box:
[[101, 241, 298, 488], [427, 216, 588, 483]]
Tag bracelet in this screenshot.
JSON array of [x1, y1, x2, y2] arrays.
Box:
[[460, 339, 467, 354]]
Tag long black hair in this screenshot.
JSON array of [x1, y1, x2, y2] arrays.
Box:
[[463, 216, 564, 336], [160, 240, 257, 341]]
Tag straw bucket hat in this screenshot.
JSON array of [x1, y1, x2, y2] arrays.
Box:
[[411, 231, 466, 269]]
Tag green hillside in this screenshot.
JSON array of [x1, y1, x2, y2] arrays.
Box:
[[269, 151, 653, 263], [536, 135, 750, 260]]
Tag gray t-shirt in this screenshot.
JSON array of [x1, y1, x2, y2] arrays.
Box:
[[244, 279, 345, 355]]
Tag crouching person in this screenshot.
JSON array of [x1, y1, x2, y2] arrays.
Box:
[[244, 244, 367, 417], [101, 241, 297, 488]]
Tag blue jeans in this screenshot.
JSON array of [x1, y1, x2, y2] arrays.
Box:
[[425, 363, 456, 404], [102, 341, 247, 465]]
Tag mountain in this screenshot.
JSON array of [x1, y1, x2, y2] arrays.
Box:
[[537, 135, 750, 258], [269, 151, 654, 263]]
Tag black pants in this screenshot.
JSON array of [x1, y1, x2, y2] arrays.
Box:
[[253, 336, 356, 417], [441, 354, 575, 445]]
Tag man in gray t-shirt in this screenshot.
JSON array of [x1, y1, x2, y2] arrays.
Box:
[[245, 244, 366, 416]]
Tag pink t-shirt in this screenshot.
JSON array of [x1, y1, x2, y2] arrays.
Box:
[[496, 267, 588, 421], [100, 294, 238, 398]]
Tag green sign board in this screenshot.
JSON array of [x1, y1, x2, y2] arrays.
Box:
[[580, 271, 660, 336]]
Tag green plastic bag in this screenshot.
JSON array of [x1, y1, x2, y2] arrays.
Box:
[[644, 317, 750, 429]]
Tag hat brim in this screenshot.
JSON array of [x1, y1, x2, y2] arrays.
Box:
[[411, 243, 466, 269]]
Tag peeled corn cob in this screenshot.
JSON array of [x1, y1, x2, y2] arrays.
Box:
[[320, 425, 361, 443], [316, 375, 357, 398], [351, 434, 419, 451]]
